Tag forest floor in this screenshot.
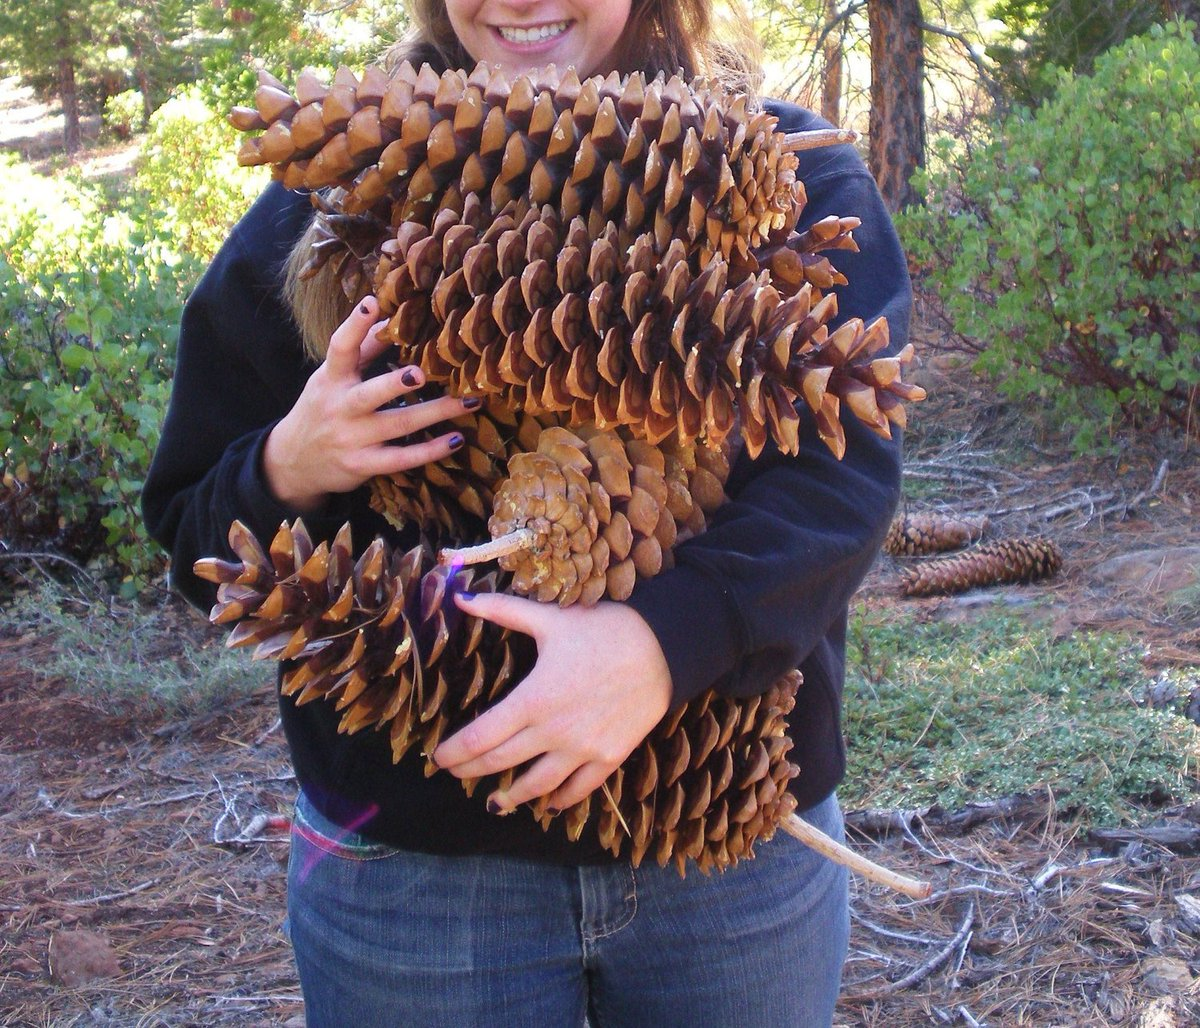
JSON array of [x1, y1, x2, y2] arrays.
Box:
[[2, 79, 1199, 1027]]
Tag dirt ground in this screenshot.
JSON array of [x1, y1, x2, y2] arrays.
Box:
[[2, 77, 1199, 1028]]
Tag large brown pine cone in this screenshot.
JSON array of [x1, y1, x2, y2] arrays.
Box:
[[231, 63, 925, 460], [195, 519, 801, 874]]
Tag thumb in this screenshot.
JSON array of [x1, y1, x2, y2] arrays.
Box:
[[454, 590, 552, 638]]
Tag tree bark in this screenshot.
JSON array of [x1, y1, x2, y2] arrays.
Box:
[[867, 0, 927, 211], [56, 12, 81, 154], [58, 55, 81, 154], [821, 0, 844, 126]]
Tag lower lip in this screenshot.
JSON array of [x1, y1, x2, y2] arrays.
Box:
[[491, 23, 573, 55]]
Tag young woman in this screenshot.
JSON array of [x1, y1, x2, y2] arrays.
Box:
[[143, 2, 909, 1023]]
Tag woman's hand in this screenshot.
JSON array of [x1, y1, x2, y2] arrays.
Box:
[[263, 296, 476, 512], [432, 593, 673, 815]]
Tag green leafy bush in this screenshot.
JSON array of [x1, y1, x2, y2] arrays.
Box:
[[0, 158, 194, 593], [103, 88, 147, 139], [899, 22, 1200, 451], [0, 86, 270, 595], [134, 89, 262, 263]]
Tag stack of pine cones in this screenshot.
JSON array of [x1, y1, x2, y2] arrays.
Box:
[[198, 61, 929, 875]]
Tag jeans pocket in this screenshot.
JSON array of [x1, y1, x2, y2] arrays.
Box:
[[291, 789, 403, 862]]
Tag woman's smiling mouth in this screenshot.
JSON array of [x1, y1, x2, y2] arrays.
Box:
[[495, 20, 572, 45]]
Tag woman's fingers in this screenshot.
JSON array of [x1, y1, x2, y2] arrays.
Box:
[[351, 364, 425, 413], [540, 762, 616, 814], [355, 431, 465, 478], [486, 753, 581, 815], [324, 297, 379, 377], [438, 726, 545, 782], [433, 681, 532, 772], [356, 318, 395, 371], [451, 591, 551, 638]]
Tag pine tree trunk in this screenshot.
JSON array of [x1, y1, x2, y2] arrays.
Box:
[[58, 55, 81, 154], [867, 0, 926, 211], [56, 12, 80, 155], [821, 0, 843, 126]]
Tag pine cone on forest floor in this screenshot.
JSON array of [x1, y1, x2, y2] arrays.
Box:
[[195, 519, 801, 874], [899, 537, 1063, 597], [883, 511, 990, 556]]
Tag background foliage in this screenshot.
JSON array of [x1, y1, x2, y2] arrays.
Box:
[[897, 21, 1200, 451], [0, 98, 255, 593]]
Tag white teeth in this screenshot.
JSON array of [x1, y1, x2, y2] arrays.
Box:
[[497, 20, 570, 43]]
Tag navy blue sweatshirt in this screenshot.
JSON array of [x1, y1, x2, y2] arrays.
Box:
[[142, 100, 907, 863]]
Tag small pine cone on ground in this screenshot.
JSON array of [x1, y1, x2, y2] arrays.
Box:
[[481, 424, 729, 605], [883, 512, 990, 556], [899, 537, 1063, 597]]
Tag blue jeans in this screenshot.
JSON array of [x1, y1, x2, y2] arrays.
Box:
[[286, 789, 849, 1027]]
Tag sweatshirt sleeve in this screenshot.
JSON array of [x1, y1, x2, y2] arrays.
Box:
[[141, 183, 352, 612], [625, 106, 908, 706]]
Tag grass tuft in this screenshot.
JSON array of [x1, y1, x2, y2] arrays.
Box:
[[7, 580, 273, 716], [842, 605, 1200, 825]]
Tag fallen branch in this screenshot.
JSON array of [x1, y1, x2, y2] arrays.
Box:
[[843, 901, 975, 1002], [1088, 823, 1200, 855], [57, 878, 161, 906]]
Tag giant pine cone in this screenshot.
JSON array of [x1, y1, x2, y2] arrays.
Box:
[[231, 62, 924, 460], [195, 519, 800, 874]]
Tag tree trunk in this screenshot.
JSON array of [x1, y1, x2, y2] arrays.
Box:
[[58, 55, 81, 154], [825, 0, 844, 124], [55, 12, 81, 155], [867, 0, 926, 211], [821, 0, 843, 126]]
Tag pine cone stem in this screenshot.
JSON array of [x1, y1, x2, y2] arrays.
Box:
[[439, 529, 535, 567], [779, 814, 932, 899], [780, 127, 859, 151]]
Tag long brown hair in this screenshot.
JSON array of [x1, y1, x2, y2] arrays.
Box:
[[285, 1, 764, 359]]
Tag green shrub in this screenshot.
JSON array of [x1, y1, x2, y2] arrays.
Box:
[[898, 21, 1200, 452], [134, 89, 262, 264], [103, 88, 147, 139], [0, 84, 270, 596], [0, 158, 198, 594]]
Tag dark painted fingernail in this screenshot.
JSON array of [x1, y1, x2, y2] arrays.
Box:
[[359, 301, 372, 315], [402, 370, 419, 387], [457, 591, 476, 602], [448, 433, 465, 451], [461, 396, 482, 410], [486, 798, 501, 815]]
